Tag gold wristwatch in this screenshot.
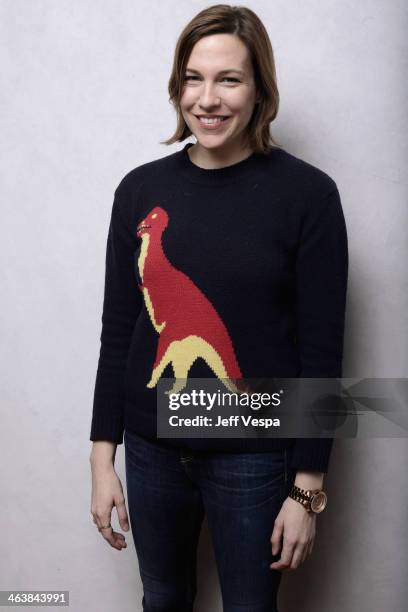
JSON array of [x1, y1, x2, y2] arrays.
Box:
[[288, 484, 328, 514]]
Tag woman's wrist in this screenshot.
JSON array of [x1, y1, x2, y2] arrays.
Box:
[[89, 440, 117, 469], [294, 470, 324, 490]]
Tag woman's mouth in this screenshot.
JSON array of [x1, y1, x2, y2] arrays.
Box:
[[194, 115, 231, 130]]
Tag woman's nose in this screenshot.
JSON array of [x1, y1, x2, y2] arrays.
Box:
[[198, 83, 221, 109]]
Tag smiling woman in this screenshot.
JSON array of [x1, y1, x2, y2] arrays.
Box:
[[90, 4, 348, 612], [179, 33, 260, 155], [162, 3, 281, 168]]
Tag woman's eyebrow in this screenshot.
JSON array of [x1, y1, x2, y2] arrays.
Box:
[[185, 68, 245, 76]]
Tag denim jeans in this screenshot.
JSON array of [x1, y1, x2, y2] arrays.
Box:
[[124, 429, 296, 612]]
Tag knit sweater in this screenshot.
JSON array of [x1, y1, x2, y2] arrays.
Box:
[[90, 142, 348, 473]]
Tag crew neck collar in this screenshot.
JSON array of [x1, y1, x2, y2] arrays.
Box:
[[176, 141, 265, 186]]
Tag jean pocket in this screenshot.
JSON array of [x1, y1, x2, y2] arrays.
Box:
[[208, 451, 286, 493]]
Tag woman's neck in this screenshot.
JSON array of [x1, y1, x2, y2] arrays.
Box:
[[187, 141, 254, 170]]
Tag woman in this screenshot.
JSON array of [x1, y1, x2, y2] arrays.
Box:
[[89, 4, 348, 611]]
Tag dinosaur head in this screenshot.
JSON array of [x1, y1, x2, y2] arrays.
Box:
[[136, 206, 168, 239]]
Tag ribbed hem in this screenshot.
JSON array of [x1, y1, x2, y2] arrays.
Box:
[[289, 438, 334, 473], [90, 413, 124, 445], [123, 423, 297, 455]]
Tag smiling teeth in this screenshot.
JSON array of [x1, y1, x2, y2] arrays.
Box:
[[199, 116, 226, 124]]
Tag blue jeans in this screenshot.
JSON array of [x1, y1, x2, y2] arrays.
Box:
[[124, 429, 296, 612]]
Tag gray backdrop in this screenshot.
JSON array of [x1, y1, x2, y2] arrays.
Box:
[[1, 1, 407, 611]]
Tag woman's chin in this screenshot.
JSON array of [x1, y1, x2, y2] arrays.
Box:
[[193, 134, 232, 149]]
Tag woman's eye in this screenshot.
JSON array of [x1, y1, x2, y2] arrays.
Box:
[[184, 75, 240, 83]]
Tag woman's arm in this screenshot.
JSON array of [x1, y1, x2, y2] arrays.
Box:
[[90, 440, 117, 467], [294, 470, 324, 490], [89, 178, 143, 445], [270, 184, 348, 570], [290, 185, 348, 474], [89, 177, 142, 548]]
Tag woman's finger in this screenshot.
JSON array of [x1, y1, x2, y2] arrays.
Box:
[[98, 524, 127, 550], [270, 518, 283, 556], [289, 544, 305, 569], [115, 495, 130, 532], [300, 540, 310, 563], [98, 524, 117, 547], [270, 535, 296, 571]]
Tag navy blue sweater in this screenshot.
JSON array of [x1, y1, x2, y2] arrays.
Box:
[[90, 142, 348, 473]]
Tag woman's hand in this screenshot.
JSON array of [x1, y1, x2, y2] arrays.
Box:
[[90, 454, 130, 550], [269, 497, 316, 570]]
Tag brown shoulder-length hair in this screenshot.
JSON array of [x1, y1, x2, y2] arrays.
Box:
[[160, 4, 282, 154]]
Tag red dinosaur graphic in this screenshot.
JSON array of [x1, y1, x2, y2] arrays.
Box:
[[135, 205, 244, 395]]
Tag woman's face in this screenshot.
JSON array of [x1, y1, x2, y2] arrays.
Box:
[[180, 33, 259, 152]]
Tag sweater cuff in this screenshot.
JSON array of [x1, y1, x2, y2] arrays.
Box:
[[289, 438, 334, 473], [90, 409, 124, 445]]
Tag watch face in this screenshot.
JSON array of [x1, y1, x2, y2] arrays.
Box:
[[310, 491, 327, 513]]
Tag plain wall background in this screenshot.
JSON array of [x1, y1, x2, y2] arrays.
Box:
[[1, 1, 407, 610]]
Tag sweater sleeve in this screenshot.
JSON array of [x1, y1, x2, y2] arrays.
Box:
[[89, 180, 142, 444], [290, 187, 348, 473]]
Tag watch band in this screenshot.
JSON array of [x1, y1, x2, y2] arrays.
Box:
[[289, 484, 328, 514]]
